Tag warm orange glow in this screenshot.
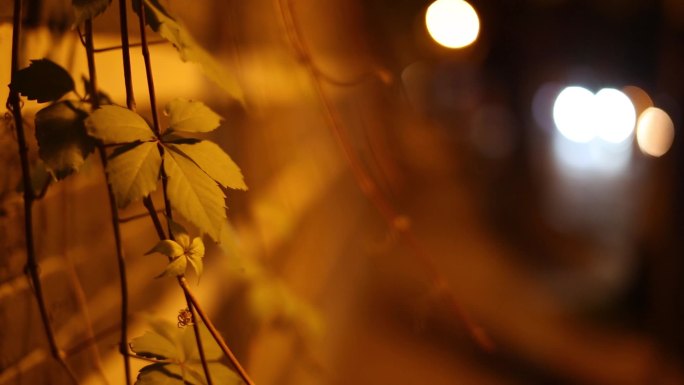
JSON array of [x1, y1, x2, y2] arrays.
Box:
[[636, 107, 675, 157], [425, 0, 480, 49], [622, 85, 654, 116]]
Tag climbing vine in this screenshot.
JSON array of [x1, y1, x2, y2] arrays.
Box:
[[6, 0, 252, 383]]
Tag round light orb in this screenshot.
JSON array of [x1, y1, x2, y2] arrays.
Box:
[[636, 107, 675, 157], [595, 88, 636, 143], [425, 0, 480, 49], [553, 86, 597, 143]]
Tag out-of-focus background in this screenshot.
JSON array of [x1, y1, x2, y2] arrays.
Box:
[[1, 0, 684, 384]]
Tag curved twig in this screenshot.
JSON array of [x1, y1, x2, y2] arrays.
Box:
[[276, 0, 494, 352]]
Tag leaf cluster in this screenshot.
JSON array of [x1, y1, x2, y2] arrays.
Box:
[[10, 59, 95, 180], [86, 100, 246, 241], [146, 221, 205, 280], [130, 319, 242, 385]]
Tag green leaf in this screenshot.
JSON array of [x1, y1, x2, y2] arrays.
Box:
[[168, 141, 247, 190], [72, 0, 111, 26], [202, 363, 242, 385], [136, 364, 185, 385], [86, 105, 156, 144], [106, 141, 161, 208], [164, 99, 223, 133], [158, 256, 187, 278], [185, 363, 242, 385], [163, 150, 226, 241], [186, 237, 204, 280], [131, 320, 240, 385], [34, 101, 95, 180], [181, 320, 222, 362], [137, 0, 244, 102], [146, 234, 205, 280], [10, 59, 75, 103], [130, 331, 177, 359], [146, 239, 184, 258]]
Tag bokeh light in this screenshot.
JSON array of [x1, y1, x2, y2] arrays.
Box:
[[552, 86, 635, 144], [622, 85, 654, 117], [595, 88, 636, 143], [553, 86, 596, 143], [425, 0, 480, 49], [636, 107, 675, 157]]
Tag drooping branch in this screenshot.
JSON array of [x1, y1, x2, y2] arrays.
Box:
[[179, 277, 255, 385], [6, 0, 78, 382], [131, 3, 251, 384], [84, 18, 133, 385]]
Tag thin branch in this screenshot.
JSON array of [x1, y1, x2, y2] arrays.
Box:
[[94, 39, 167, 53], [84, 18, 133, 385], [118, 0, 136, 111], [277, 0, 494, 352], [127, 1, 254, 385], [6, 0, 78, 382], [76, 15, 167, 55], [141, 188, 251, 385], [179, 278, 255, 385], [142, 196, 166, 239], [134, 1, 160, 135], [184, 292, 213, 385], [134, 4, 220, 384], [119, 209, 164, 223]]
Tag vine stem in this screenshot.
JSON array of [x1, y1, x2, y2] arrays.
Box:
[[118, 0, 136, 111], [179, 277, 256, 385], [277, 0, 494, 352], [84, 18, 133, 385], [132, 0, 228, 385], [6, 0, 79, 382], [141, 197, 255, 385]]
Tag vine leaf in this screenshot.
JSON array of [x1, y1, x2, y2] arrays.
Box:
[[164, 99, 222, 133], [72, 0, 111, 26], [136, 0, 244, 102], [146, 234, 204, 280], [130, 320, 241, 385], [107, 141, 161, 208], [10, 59, 75, 103], [34, 101, 95, 180], [159, 255, 187, 278], [168, 141, 246, 190], [163, 150, 226, 241], [135, 364, 183, 385], [86, 105, 156, 144]]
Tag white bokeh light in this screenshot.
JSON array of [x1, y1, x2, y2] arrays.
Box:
[[553, 86, 597, 143], [553, 86, 636, 144], [425, 0, 480, 49], [595, 88, 636, 143]]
